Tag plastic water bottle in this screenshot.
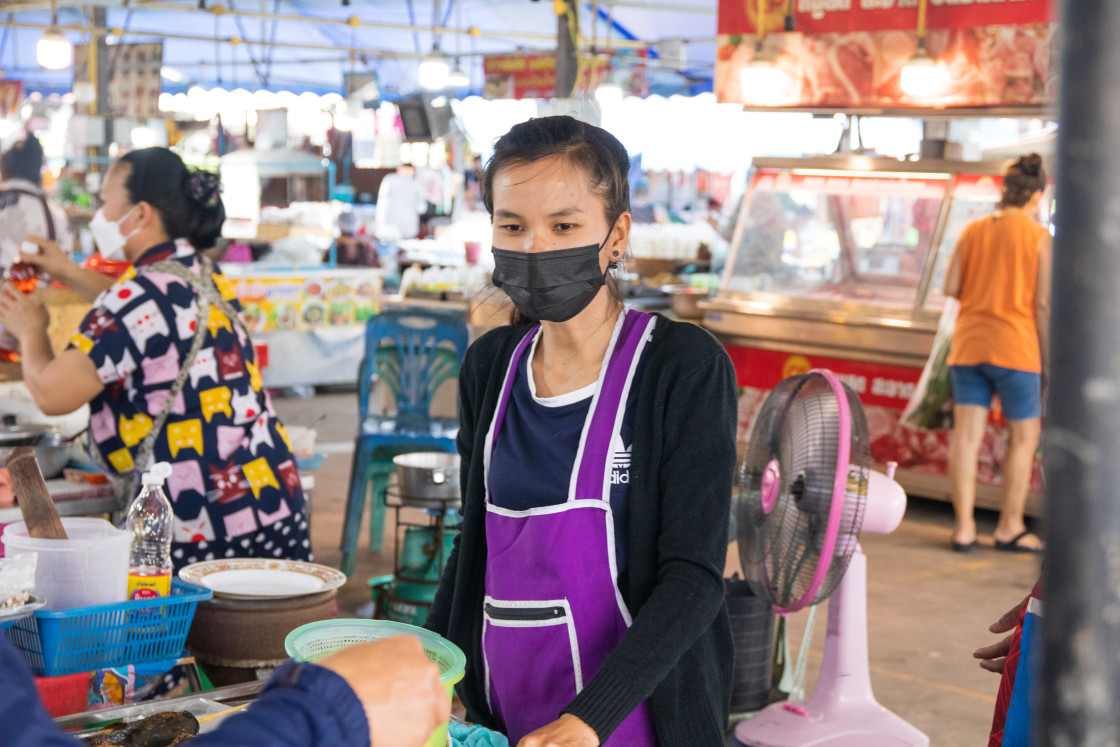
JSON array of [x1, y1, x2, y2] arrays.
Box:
[[126, 462, 174, 600], [6, 241, 43, 293]]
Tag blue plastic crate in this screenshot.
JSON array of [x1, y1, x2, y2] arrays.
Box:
[[4, 579, 212, 676]]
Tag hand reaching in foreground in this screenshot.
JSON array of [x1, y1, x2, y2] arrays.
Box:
[[518, 714, 600, 747], [319, 635, 450, 747], [19, 236, 76, 279], [973, 597, 1028, 674], [0, 282, 48, 339]]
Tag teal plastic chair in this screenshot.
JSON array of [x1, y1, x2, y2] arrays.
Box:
[[340, 308, 469, 576]]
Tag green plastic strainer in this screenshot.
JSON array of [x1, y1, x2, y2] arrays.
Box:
[[285, 619, 465, 678], [285, 619, 466, 747]]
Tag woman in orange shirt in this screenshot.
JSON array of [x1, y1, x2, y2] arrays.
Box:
[[943, 154, 1050, 554]]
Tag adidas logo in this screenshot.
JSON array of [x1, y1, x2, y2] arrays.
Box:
[[611, 441, 631, 485], [612, 446, 631, 468]]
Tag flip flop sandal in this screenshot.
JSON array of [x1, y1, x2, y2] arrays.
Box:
[[951, 539, 979, 553], [994, 530, 1044, 554]]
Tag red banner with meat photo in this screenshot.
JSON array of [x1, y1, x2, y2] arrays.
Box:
[[716, 1, 1055, 108], [726, 345, 1045, 495], [719, 0, 1052, 36]]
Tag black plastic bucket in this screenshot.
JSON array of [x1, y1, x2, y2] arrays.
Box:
[[726, 578, 776, 714]]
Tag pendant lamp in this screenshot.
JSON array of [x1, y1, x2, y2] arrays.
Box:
[[37, 3, 71, 71], [900, 0, 948, 97]]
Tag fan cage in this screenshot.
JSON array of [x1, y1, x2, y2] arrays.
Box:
[[737, 372, 870, 612]]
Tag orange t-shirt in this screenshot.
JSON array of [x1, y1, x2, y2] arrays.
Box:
[[948, 212, 1047, 373]]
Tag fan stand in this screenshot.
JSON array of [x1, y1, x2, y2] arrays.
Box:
[[734, 548, 929, 747]]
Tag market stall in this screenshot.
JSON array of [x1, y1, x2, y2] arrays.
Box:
[[221, 265, 383, 389], [703, 155, 1047, 514]]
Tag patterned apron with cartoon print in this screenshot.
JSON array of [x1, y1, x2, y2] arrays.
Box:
[[481, 309, 658, 746]]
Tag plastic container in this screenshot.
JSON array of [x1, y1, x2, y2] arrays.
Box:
[[286, 619, 465, 747], [2, 517, 130, 610], [5, 579, 212, 676]]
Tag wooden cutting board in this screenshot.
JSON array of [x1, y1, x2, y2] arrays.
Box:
[[5, 446, 67, 540]]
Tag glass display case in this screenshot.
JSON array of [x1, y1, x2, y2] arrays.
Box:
[[702, 156, 1044, 514]]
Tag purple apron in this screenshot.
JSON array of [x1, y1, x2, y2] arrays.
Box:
[[481, 309, 658, 746]]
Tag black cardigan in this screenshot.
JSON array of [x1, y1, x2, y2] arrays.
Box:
[[426, 313, 736, 746]]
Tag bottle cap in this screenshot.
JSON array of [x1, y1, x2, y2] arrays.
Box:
[[142, 461, 173, 486]]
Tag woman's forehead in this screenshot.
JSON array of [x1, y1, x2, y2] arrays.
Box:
[[495, 156, 591, 192], [103, 164, 126, 190], [492, 157, 595, 205]]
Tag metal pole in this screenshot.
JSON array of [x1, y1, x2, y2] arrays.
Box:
[[1044, 1, 1120, 744], [555, 0, 578, 98]]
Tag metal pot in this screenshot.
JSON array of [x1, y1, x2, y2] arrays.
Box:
[[0, 419, 68, 478], [393, 452, 460, 504], [662, 285, 710, 320]]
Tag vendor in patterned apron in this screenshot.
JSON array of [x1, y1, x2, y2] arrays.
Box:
[[0, 148, 311, 569], [427, 116, 737, 746]]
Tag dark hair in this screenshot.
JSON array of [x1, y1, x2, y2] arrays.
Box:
[[115, 148, 225, 251], [1000, 153, 1046, 208], [1, 136, 44, 185], [482, 116, 631, 324]]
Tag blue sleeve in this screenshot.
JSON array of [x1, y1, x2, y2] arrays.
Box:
[[188, 662, 370, 747], [0, 636, 368, 747], [0, 635, 81, 746]]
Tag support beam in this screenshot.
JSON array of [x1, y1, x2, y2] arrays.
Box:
[[1044, 0, 1120, 743], [555, 0, 578, 98]]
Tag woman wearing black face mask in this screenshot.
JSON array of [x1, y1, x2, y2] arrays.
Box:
[[426, 116, 737, 747]]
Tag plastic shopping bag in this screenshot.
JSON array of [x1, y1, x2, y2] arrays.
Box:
[[901, 298, 958, 430]]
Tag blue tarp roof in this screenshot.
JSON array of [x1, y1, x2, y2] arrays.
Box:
[[3, 1, 717, 98]]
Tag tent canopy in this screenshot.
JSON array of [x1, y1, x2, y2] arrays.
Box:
[[4, 1, 717, 98]]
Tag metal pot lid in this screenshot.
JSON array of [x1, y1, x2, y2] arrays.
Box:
[[393, 452, 459, 469], [0, 418, 60, 446]]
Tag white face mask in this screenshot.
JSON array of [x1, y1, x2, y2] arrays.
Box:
[[89, 206, 138, 261]]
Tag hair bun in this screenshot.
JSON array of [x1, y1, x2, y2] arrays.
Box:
[[15, 136, 43, 157], [185, 169, 221, 210], [1017, 153, 1043, 177]]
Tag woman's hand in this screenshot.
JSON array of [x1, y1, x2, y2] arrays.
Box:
[[0, 282, 48, 339], [20, 236, 77, 280], [517, 714, 600, 747]]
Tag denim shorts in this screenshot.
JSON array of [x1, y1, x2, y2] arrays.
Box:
[[949, 364, 1042, 420]]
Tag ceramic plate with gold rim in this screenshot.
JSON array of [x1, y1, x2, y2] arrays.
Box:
[[179, 559, 346, 599]]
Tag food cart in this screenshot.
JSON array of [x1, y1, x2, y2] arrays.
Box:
[[220, 265, 383, 389], [702, 155, 1046, 514]]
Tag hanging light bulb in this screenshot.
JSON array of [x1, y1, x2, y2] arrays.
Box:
[[445, 0, 469, 90], [37, 27, 71, 70], [37, 2, 71, 70], [899, 0, 946, 98], [740, 46, 785, 105], [740, 0, 786, 106], [418, 50, 449, 90], [900, 44, 948, 97], [900, 53, 948, 97], [446, 62, 469, 89]]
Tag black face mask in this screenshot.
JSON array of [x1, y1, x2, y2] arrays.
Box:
[[491, 230, 615, 323]]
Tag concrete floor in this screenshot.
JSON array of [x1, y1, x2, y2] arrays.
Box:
[[272, 387, 1042, 747]]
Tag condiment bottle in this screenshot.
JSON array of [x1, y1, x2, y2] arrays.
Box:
[[126, 462, 174, 600], [6, 241, 43, 294]]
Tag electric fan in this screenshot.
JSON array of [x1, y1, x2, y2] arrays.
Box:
[[734, 369, 929, 747]]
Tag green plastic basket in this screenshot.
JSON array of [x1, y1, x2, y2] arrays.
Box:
[[285, 619, 466, 747], [285, 618, 464, 678]]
